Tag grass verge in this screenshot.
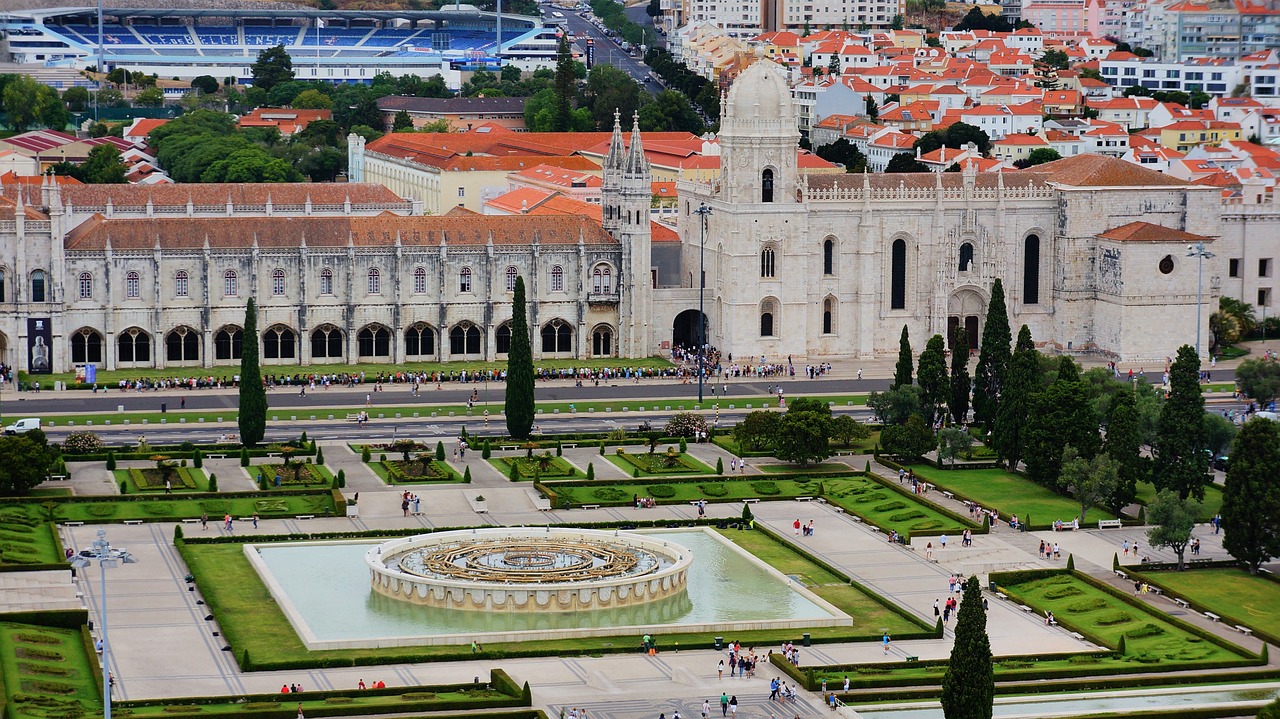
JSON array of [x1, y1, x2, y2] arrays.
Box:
[[0, 620, 101, 719], [0, 505, 65, 567], [113, 466, 210, 493], [902, 465, 1118, 528], [1133, 567, 1280, 643]]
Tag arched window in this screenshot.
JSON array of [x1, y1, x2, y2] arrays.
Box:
[[459, 267, 473, 293], [311, 326, 343, 359], [78, 272, 93, 300], [496, 322, 512, 354], [592, 265, 613, 293], [550, 265, 564, 292], [823, 297, 835, 334], [117, 328, 151, 363], [760, 299, 777, 337], [263, 325, 296, 359], [357, 325, 391, 358], [450, 323, 482, 355], [761, 248, 776, 278], [214, 327, 243, 360], [71, 328, 103, 364], [405, 323, 435, 357], [367, 268, 381, 295], [165, 327, 199, 363], [31, 270, 47, 302], [762, 168, 774, 203], [272, 268, 286, 296], [540, 320, 573, 353], [592, 325, 613, 357], [823, 239, 835, 276], [505, 266, 518, 292], [224, 270, 238, 297], [175, 270, 189, 298], [413, 267, 427, 294], [125, 271, 140, 299], [1024, 234, 1041, 305], [890, 239, 907, 310], [0, 268, 7, 302], [959, 242, 974, 272], [319, 268, 334, 295]]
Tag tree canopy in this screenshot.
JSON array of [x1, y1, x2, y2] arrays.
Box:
[[250, 45, 295, 91], [1152, 345, 1209, 500], [1222, 417, 1280, 573], [973, 279, 1011, 428], [915, 121, 992, 156]]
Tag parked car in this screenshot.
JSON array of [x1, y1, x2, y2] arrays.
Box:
[[1212, 455, 1229, 472], [4, 417, 41, 435]]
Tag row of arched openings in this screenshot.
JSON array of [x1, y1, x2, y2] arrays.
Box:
[[887, 235, 1042, 311]]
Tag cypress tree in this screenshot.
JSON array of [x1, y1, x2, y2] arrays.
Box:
[[1103, 389, 1144, 513], [972, 279, 1011, 428], [238, 298, 267, 446], [506, 276, 536, 438], [552, 35, 575, 131], [893, 325, 913, 389], [917, 334, 949, 425], [1222, 417, 1280, 574], [1153, 344, 1209, 500], [993, 325, 1037, 471], [950, 326, 971, 425], [940, 576, 994, 719], [1023, 356, 1099, 486]]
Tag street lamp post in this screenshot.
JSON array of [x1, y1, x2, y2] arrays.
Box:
[[72, 530, 136, 719], [693, 203, 712, 404], [1187, 242, 1215, 358]]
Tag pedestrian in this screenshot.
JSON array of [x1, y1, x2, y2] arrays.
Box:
[[402, 499, 409, 517], [933, 598, 940, 618], [940, 533, 947, 549], [720, 692, 729, 716], [358, 679, 365, 690], [252, 513, 258, 529], [297, 702, 305, 719], [200, 513, 208, 530], [1053, 542, 1061, 560], [703, 699, 710, 719], [882, 634, 890, 654], [1122, 540, 1129, 556], [164, 479, 171, 494], [718, 659, 724, 680], [729, 696, 737, 718], [794, 519, 801, 537]]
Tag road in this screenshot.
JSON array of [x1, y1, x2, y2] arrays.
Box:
[[545, 1, 657, 87]]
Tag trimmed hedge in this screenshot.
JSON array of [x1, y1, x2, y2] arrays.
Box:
[[66, 443, 318, 463]]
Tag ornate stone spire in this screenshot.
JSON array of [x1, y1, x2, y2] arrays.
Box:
[[605, 109, 625, 170], [625, 111, 646, 175]]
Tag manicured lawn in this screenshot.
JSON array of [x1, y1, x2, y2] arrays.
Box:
[[821, 477, 976, 539], [548, 478, 827, 507], [119, 687, 519, 718], [714, 428, 878, 458], [1136, 568, 1280, 640], [489, 455, 581, 480], [114, 466, 210, 493], [367, 458, 463, 484], [43, 493, 337, 524], [0, 505, 64, 567], [606, 449, 715, 477], [1001, 573, 1245, 665], [904, 465, 1118, 527], [758, 462, 850, 474], [1135, 481, 1223, 521], [0, 621, 101, 719], [713, 528, 921, 635]]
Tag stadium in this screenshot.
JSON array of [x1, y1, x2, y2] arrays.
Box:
[[1, 6, 560, 88]]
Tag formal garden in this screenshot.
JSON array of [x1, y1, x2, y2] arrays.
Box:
[[1133, 567, 1280, 644], [895, 464, 1122, 529], [0, 618, 101, 719], [606, 447, 715, 477]]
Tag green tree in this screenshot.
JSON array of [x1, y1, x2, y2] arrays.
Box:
[[78, 143, 128, 184], [585, 65, 641, 130], [814, 138, 867, 173], [134, 86, 164, 107], [1234, 357, 1280, 404], [552, 34, 576, 131], [392, 110, 414, 131], [1222, 418, 1280, 573], [886, 152, 929, 173], [917, 334, 949, 425], [191, 75, 220, 95], [868, 385, 925, 426], [1014, 147, 1061, 168], [1260, 699, 1280, 719], [1058, 446, 1120, 524], [914, 121, 992, 156], [937, 426, 974, 466], [950, 326, 971, 425], [238, 298, 267, 446], [1153, 345, 1209, 500], [1023, 357, 1099, 487], [866, 94, 879, 123], [250, 45, 294, 91], [1146, 490, 1200, 570], [505, 276, 535, 438], [993, 325, 1037, 470], [1039, 49, 1070, 70], [291, 89, 333, 109], [880, 414, 936, 460], [637, 90, 704, 134], [1103, 389, 1145, 513], [973, 280, 1011, 428], [940, 576, 994, 719], [893, 325, 913, 389], [733, 410, 780, 452], [0, 435, 54, 496], [63, 86, 90, 112], [2, 75, 67, 131], [831, 414, 871, 448], [775, 411, 831, 466]]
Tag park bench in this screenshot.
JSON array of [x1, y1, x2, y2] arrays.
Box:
[[1097, 519, 1123, 529], [1205, 612, 1221, 622], [904, 656, 919, 662], [206, 454, 227, 459], [1019, 605, 1035, 613], [581, 504, 601, 510], [815, 497, 828, 504], [562, 443, 577, 449], [795, 496, 814, 502], [47, 474, 68, 481], [294, 514, 315, 520], [1069, 632, 1085, 641], [346, 414, 361, 422], [1146, 586, 1163, 595], [1114, 570, 1129, 580], [850, 515, 863, 522], [1235, 625, 1254, 636], [63, 521, 84, 527], [832, 507, 845, 513], [742, 498, 760, 504], [122, 520, 144, 525], [1172, 598, 1190, 608], [941, 491, 955, 500], [181, 518, 201, 524]]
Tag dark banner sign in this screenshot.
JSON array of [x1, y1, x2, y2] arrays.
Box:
[[27, 317, 52, 374]]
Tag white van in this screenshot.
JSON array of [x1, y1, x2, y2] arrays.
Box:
[[4, 418, 41, 435]]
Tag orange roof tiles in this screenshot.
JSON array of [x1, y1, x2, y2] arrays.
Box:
[[60, 183, 404, 208], [1098, 221, 1211, 242], [1034, 154, 1191, 187]]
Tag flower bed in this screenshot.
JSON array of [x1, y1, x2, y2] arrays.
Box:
[[117, 467, 204, 492], [609, 449, 714, 476], [250, 463, 332, 487], [381, 459, 460, 483], [488, 456, 578, 480]]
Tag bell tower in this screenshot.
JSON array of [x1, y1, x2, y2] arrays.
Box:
[[602, 111, 653, 358], [718, 59, 802, 206]]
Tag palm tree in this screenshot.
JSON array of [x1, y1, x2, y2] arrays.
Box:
[[1220, 297, 1257, 338]]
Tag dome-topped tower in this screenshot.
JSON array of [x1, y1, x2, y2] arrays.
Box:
[[718, 59, 801, 206]]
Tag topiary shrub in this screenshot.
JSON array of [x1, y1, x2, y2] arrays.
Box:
[[586, 463, 595, 480], [751, 481, 781, 495], [119, 480, 127, 495], [1124, 623, 1165, 639], [556, 441, 563, 457], [700, 483, 728, 497], [315, 446, 324, 465], [436, 441, 446, 461], [193, 450, 203, 468], [174, 524, 183, 541], [483, 439, 491, 459], [679, 438, 687, 453], [106, 450, 117, 471], [337, 469, 346, 488], [592, 487, 629, 502], [1094, 610, 1134, 626], [1044, 586, 1084, 600], [633, 467, 640, 478], [240, 448, 250, 467], [361, 446, 371, 463], [716, 457, 723, 474], [208, 474, 218, 492], [648, 484, 677, 498], [463, 466, 472, 483]]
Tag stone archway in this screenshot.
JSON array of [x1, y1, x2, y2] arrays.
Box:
[[672, 309, 709, 350], [948, 288, 986, 350]]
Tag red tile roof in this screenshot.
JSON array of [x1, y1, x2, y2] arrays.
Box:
[[1098, 221, 1211, 242], [1035, 154, 1191, 187]]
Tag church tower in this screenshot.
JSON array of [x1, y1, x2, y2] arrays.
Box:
[[602, 111, 653, 358], [717, 59, 802, 206]]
